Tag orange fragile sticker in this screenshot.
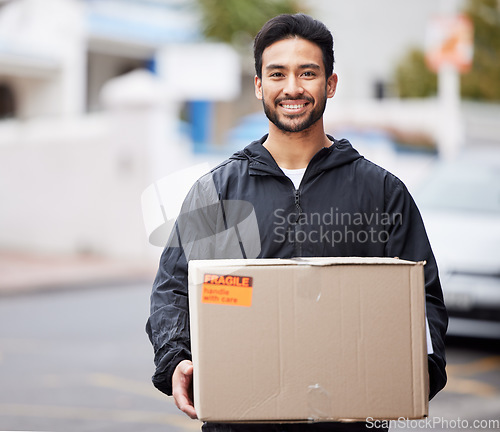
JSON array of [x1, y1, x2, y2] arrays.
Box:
[[202, 273, 253, 307]]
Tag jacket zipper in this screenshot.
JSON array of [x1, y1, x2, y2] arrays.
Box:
[[294, 188, 302, 257], [280, 157, 323, 257], [294, 189, 302, 218]]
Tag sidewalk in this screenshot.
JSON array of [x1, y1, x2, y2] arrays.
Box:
[[0, 251, 157, 296]]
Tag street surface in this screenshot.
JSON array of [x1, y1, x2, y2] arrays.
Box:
[[0, 283, 201, 432], [0, 283, 499, 431]]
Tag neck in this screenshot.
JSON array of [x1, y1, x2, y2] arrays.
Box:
[[263, 122, 332, 169]]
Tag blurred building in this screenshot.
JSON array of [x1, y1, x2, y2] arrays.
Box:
[[0, 0, 240, 260]]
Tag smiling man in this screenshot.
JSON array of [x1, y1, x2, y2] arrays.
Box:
[[258, 38, 335, 135], [255, 23, 337, 170], [146, 13, 448, 432]]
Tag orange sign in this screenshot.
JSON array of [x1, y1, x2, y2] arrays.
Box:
[[425, 14, 474, 73], [202, 273, 253, 307]]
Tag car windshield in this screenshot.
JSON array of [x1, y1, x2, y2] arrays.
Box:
[[416, 159, 500, 214]]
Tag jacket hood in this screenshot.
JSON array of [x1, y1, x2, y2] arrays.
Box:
[[230, 134, 363, 177]]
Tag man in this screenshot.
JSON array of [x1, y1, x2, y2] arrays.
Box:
[[146, 13, 447, 431]]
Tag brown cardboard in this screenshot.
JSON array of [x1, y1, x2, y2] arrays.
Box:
[[188, 257, 429, 423]]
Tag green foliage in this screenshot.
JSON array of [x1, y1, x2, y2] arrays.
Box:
[[195, 0, 306, 47], [395, 48, 437, 98], [461, 0, 500, 100]]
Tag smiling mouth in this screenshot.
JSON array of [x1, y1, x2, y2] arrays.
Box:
[[278, 101, 310, 111], [281, 103, 306, 109]]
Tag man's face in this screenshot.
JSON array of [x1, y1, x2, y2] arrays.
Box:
[[255, 37, 337, 133]]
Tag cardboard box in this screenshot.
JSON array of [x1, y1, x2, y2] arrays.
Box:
[[188, 257, 428, 423]]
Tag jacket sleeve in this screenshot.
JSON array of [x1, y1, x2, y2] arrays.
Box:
[[145, 175, 218, 396], [384, 175, 448, 400], [146, 229, 190, 396]]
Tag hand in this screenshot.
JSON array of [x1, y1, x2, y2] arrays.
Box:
[[172, 359, 197, 419]]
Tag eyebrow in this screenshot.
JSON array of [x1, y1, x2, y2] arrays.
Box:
[[265, 63, 321, 71]]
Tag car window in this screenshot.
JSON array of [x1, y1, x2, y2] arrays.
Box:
[[416, 161, 500, 214]]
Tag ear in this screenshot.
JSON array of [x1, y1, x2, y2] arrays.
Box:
[[254, 75, 263, 100], [327, 73, 338, 99]]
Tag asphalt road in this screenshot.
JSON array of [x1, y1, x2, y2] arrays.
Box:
[[391, 337, 500, 432], [0, 284, 499, 431], [0, 283, 201, 432]]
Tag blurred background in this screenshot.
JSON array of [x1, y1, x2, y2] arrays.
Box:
[[0, 0, 499, 431]]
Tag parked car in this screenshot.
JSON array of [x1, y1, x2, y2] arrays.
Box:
[[415, 150, 500, 339]]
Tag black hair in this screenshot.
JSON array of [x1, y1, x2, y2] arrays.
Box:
[[253, 13, 334, 79]]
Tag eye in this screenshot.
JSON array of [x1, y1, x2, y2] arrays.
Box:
[[302, 71, 316, 78], [269, 72, 284, 78]]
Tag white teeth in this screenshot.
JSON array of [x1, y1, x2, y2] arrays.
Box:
[[282, 104, 305, 109]]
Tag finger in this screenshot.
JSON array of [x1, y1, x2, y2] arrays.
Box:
[[174, 392, 198, 419], [180, 360, 194, 376], [172, 361, 197, 419], [182, 402, 198, 419]]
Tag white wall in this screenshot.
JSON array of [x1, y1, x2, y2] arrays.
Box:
[[0, 70, 226, 261], [0, 114, 146, 259]]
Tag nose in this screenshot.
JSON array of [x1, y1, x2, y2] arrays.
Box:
[[283, 76, 304, 96]]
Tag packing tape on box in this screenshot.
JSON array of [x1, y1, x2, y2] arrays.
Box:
[[295, 266, 322, 302], [307, 383, 332, 421]]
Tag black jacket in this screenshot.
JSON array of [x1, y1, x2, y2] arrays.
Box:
[[146, 135, 447, 401]]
